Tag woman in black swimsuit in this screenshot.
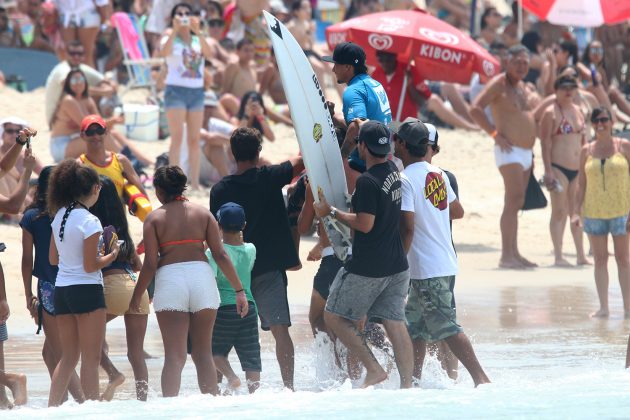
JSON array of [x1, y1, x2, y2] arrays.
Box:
[[540, 75, 591, 266]]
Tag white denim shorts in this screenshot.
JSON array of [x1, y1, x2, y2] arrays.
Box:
[[153, 261, 220, 313]]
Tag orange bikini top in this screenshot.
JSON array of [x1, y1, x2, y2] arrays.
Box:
[[159, 239, 204, 248]]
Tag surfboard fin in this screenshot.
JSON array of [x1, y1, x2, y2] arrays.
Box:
[[322, 215, 352, 261]]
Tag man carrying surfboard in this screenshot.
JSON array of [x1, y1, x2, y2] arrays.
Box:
[[323, 42, 392, 174], [313, 121, 413, 389]]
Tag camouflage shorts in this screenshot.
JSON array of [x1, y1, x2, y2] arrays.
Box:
[[405, 276, 462, 342]]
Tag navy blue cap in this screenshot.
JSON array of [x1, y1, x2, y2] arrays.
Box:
[[322, 42, 366, 66], [359, 120, 391, 155], [217, 202, 246, 231]]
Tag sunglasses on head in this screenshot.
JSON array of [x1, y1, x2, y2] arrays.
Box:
[[85, 125, 106, 136], [592, 117, 610, 124], [3, 127, 21, 135]]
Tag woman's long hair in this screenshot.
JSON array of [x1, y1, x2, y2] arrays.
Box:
[[89, 175, 135, 264], [236, 91, 267, 134], [63, 68, 89, 98], [25, 165, 54, 219]]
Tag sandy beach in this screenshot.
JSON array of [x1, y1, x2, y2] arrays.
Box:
[[1, 85, 629, 416]]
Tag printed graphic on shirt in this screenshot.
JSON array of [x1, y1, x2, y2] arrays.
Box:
[[383, 170, 402, 203], [181, 48, 203, 78], [424, 172, 447, 210]]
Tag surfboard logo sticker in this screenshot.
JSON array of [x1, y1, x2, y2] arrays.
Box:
[[313, 123, 323, 143], [269, 17, 282, 39]]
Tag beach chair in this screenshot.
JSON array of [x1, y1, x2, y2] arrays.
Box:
[[111, 12, 163, 95]]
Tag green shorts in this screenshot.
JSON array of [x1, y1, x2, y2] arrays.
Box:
[[405, 276, 462, 342]]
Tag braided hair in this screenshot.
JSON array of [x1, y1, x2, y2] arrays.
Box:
[[47, 159, 100, 241]]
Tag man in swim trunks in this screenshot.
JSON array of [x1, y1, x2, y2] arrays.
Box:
[[314, 121, 413, 389], [471, 44, 538, 269], [323, 42, 392, 173], [210, 127, 304, 390]]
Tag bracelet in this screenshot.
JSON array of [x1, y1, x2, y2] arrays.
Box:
[[490, 130, 498, 139], [15, 137, 27, 146], [235, 289, 244, 294]]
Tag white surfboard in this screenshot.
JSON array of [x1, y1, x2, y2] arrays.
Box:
[[263, 10, 352, 261]]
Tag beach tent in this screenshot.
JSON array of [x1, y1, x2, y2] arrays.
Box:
[[0, 47, 58, 91]]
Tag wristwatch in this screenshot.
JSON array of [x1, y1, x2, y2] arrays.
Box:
[[329, 206, 338, 219]]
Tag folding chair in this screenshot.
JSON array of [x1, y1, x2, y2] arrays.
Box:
[[111, 11, 163, 96]]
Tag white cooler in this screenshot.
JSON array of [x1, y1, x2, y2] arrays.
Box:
[[118, 103, 159, 142]]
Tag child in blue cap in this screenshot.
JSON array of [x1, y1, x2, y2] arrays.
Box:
[[206, 202, 260, 393]]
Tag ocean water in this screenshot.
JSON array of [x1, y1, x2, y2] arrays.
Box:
[[4, 281, 630, 419]]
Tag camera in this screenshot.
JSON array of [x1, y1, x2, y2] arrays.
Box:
[[0, 243, 5, 252], [180, 16, 190, 26]]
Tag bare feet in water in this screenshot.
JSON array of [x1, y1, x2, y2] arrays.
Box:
[[590, 309, 609, 318], [361, 368, 387, 388], [6, 373, 27, 406], [101, 373, 125, 401]]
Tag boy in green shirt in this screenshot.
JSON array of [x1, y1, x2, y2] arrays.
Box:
[[206, 202, 260, 393]]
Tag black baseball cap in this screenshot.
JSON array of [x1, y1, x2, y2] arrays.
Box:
[[217, 202, 246, 231], [322, 42, 366, 66], [389, 117, 438, 146], [359, 120, 391, 155]]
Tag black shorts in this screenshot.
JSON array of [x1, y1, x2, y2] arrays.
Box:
[[313, 255, 344, 300], [212, 303, 261, 372], [54, 284, 106, 315]]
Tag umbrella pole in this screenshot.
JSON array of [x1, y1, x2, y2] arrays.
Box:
[[470, 0, 477, 37], [517, 0, 523, 40], [396, 70, 408, 122]]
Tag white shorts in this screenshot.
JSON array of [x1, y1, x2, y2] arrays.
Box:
[[153, 261, 220, 313], [494, 145, 533, 171]]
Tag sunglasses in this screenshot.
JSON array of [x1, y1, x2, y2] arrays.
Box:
[[3, 128, 21, 135], [68, 50, 84, 57], [590, 47, 604, 54], [592, 117, 610, 124], [85, 125, 106, 136], [207, 19, 224, 27], [176, 11, 190, 16], [70, 76, 85, 85]]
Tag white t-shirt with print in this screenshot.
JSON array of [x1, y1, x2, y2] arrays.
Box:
[[51, 207, 104, 287], [162, 35, 204, 89], [401, 161, 458, 280]]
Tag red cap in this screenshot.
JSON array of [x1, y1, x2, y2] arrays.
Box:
[[80, 115, 106, 133]]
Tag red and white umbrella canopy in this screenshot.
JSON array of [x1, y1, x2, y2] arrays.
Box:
[[325, 10, 500, 84], [522, 0, 630, 27]]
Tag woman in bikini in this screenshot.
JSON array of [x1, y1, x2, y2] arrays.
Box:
[[49, 69, 130, 164], [574, 107, 630, 318], [541, 75, 591, 266], [580, 40, 630, 123], [129, 165, 247, 397], [90, 176, 150, 401]]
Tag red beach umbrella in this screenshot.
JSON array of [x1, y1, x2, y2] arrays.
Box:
[[522, 0, 630, 27], [325, 9, 500, 85]]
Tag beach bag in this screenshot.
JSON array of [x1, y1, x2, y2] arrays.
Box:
[[522, 173, 547, 211]]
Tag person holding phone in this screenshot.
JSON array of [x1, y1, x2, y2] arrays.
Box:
[[160, 3, 215, 190], [89, 176, 150, 401]]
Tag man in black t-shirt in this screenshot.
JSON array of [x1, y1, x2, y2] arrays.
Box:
[[314, 120, 413, 389], [210, 127, 304, 391]]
